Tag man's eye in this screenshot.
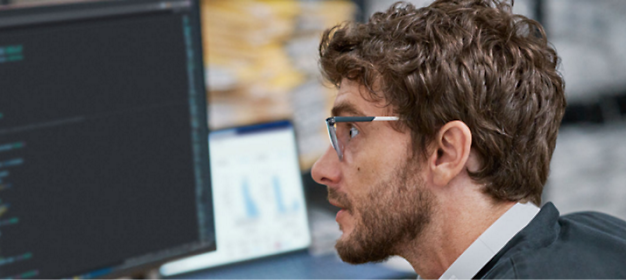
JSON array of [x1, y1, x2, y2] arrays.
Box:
[[349, 126, 360, 139]]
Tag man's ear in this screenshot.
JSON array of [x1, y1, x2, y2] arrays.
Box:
[[428, 121, 472, 187]]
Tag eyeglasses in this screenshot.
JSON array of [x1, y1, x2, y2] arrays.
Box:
[[325, 116, 400, 160]]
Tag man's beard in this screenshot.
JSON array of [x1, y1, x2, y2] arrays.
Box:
[[329, 160, 434, 264]]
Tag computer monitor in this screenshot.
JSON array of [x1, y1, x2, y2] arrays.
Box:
[[160, 120, 311, 277], [0, 0, 215, 278]]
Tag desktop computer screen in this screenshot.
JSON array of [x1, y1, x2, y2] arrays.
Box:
[[0, 0, 215, 278], [160, 121, 311, 277]]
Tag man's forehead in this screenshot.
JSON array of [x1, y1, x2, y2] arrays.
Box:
[[331, 101, 363, 117], [333, 81, 367, 116], [332, 79, 387, 116], [337, 78, 364, 96]]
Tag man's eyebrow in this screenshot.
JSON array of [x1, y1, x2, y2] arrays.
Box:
[[331, 102, 364, 117]]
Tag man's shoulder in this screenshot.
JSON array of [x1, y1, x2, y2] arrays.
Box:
[[510, 211, 626, 278], [481, 204, 626, 279], [562, 210, 626, 236]]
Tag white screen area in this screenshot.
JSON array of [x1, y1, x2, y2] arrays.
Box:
[[160, 124, 311, 276]]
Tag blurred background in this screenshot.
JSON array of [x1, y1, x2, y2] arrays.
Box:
[[3, 0, 625, 217]]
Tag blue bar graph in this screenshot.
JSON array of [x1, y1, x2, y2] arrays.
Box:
[[273, 177, 286, 214], [242, 180, 258, 218]]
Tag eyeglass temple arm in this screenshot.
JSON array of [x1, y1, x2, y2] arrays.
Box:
[[330, 116, 399, 122]]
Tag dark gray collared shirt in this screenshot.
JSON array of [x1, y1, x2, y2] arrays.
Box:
[[475, 202, 626, 279]]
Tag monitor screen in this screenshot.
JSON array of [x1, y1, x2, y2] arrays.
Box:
[[0, 0, 215, 278], [160, 121, 311, 277]]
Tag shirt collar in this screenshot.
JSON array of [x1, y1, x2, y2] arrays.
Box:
[[438, 202, 540, 279]]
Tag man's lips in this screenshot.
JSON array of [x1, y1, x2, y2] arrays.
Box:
[[328, 199, 347, 210], [327, 188, 352, 222], [328, 198, 351, 222]]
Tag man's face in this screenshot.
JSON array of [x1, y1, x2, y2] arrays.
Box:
[[311, 79, 434, 263]]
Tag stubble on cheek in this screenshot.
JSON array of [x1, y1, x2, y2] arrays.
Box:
[[334, 160, 434, 264]]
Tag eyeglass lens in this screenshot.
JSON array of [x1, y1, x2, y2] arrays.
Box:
[[326, 119, 345, 160]]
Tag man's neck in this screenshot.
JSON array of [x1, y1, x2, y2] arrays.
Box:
[[397, 194, 516, 279]]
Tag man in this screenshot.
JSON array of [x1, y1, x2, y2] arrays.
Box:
[[311, 0, 626, 279]]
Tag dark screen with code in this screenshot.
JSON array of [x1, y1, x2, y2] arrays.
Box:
[[0, 1, 215, 278]]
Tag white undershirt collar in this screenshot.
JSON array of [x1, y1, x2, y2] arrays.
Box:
[[438, 202, 540, 279]]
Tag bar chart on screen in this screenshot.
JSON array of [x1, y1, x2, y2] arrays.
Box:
[[192, 123, 310, 268]]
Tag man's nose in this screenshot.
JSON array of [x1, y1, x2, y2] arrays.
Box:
[[311, 146, 341, 187]]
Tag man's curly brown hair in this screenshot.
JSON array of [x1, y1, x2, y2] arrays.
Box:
[[319, 0, 566, 205]]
